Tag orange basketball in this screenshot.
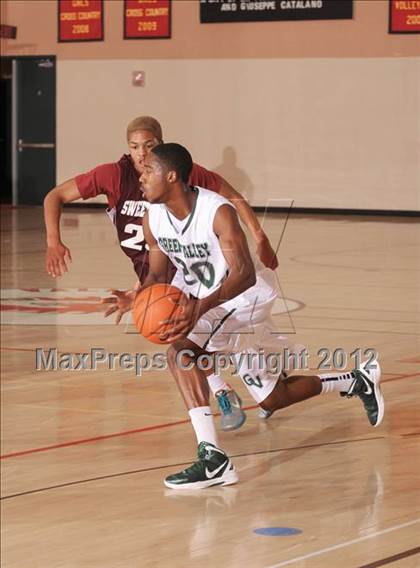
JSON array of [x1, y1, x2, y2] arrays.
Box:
[[132, 283, 186, 344]]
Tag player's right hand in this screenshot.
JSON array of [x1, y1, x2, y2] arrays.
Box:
[[102, 289, 135, 324], [46, 242, 72, 277], [257, 236, 279, 270]]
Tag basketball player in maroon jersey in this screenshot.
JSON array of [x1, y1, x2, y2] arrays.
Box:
[[44, 116, 278, 280], [43, 116, 278, 430]]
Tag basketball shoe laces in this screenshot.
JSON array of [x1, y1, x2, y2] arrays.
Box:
[[341, 369, 378, 423], [178, 442, 224, 478], [216, 390, 232, 415]]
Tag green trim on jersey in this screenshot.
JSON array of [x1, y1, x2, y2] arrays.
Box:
[[182, 187, 199, 235], [165, 187, 199, 236]]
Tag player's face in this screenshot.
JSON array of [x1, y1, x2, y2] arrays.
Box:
[[128, 130, 160, 174], [140, 154, 169, 203]]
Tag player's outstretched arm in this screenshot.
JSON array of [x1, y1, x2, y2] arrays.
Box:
[[217, 178, 278, 270], [44, 179, 81, 277]]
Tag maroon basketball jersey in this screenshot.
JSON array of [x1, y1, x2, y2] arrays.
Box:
[[76, 154, 222, 282], [115, 155, 153, 282], [114, 155, 222, 283]]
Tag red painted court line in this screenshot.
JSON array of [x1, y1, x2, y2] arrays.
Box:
[[0, 405, 259, 460], [398, 356, 420, 364], [0, 419, 191, 459], [1, 347, 86, 354], [1, 347, 37, 353], [1, 371, 417, 460], [383, 373, 420, 383]]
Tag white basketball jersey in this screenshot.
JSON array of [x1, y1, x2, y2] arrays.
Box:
[[148, 187, 234, 299]]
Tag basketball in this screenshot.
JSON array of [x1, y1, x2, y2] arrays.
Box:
[[132, 283, 186, 344]]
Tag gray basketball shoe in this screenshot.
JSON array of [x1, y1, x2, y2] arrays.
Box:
[[215, 388, 246, 431]]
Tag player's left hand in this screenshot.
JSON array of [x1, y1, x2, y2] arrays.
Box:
[[102, 289, 135, 324], [163, 296, 201, 342], [257, 236, 278, 270]]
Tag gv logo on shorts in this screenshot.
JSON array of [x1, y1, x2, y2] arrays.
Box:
[[242, 374, 263, 388]]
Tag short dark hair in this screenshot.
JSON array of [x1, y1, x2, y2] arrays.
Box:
[[151, 143, 193, 183]]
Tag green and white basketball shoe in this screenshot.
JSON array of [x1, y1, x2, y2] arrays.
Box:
[[343, 359, 384, 427], [164, 442, 238, 490]]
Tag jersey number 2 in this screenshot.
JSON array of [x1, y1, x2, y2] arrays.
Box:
[[120, 223, 149, 251]]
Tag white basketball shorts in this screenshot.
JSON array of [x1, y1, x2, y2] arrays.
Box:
[[185, 269, 306, 404]]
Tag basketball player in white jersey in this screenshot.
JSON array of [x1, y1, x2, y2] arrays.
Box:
[[140, 143, 385, 490]]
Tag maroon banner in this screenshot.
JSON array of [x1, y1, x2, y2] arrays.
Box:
[[389, 0, 420, 33], [124, 0, 171, 39], [0, 24, 17, 39], [58, 0, 104, 42]]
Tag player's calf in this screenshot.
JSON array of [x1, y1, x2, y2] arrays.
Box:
[[258, 371, 288, 420], [260, 373, 322, 414]]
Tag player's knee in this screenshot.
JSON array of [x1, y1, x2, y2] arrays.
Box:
[[260, 388, 290, 412]]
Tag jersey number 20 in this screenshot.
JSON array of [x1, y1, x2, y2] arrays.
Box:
[[174, 256, 215, 289]]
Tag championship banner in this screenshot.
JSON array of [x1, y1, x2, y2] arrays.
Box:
[[124, 0, 171, 39], [389, 0, 420, 33], [200, 0, 353, 23], [0, 24, 17, 39], [58, 0, 104, 42]]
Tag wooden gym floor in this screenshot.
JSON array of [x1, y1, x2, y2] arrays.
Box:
[[1, 206, 419, 568]]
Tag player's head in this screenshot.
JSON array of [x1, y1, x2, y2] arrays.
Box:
[[152, 143, 193, 183], [126, 116, 163, 174], [141, 143, 193, 204]]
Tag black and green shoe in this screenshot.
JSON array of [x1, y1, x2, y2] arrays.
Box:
[[344, 359, 384, 427], [164, 442, 238, 490]]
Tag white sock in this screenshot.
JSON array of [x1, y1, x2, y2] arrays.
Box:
[[206, 373, 229, 396], [188, 406, 219, 447], [319, 371, 356, 394]]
